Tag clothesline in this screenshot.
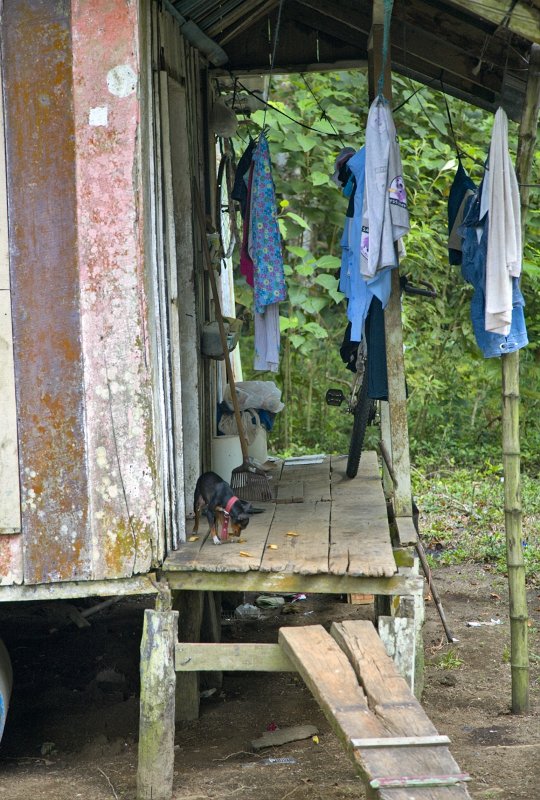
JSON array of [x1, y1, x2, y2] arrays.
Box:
[[230, 75, 540, 188]]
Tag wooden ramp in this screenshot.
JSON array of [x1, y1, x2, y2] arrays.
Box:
[[279, 622, 471, 800]]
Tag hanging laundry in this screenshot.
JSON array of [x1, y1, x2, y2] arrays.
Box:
[[253, 303, 280, 372], [361, 97, 409, 279], [249, 132, 287, 314], [459, 191, 527, 358], [339, 147, 374, 342], [447, 160, 476, 266], [480, 108, 522, 335], [234, 132, 286, 373], [335, 145, 389, 399], [448, 123, 528, 359], [231, 138, 256, 219]]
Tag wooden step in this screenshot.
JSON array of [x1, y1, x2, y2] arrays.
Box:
[[278, 622, 471, 800]]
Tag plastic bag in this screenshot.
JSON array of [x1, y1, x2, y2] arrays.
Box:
[[223, 381, 284, 413]]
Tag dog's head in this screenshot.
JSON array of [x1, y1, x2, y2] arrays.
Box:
[[230, 499, 252, 536]]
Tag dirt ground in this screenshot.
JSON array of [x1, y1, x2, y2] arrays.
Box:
[[0, 563, 538, 800]]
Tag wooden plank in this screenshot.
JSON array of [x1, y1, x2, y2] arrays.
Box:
[[331, 621, 470, 796], [175, 642, 295, 672], [0, 574, 158, 601], [167, 75, 201, 520], [443, 0, 540, 46], [276, 480, 304, 503], [164, 568, 424, 597], [330, 455, 396, 577], [352, 735, 451, 748], [331, 620, 435, 735], [279, 625, 384, 742], [159, 70, 185, 549], [171, 502, 276, 572], [281, 458, 331, 502], [0, 292, 20, 533], [0, 39, 18, 533], [260, 499, 330, 574], [281, 624, 470, 800], [395, 516, 418, 547]]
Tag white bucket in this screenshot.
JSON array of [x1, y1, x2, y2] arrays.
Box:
[[247, 426, 268, 465], [211, 435, 242, 484]]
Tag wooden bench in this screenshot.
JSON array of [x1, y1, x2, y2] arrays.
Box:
[[137, 615, 471, 800]]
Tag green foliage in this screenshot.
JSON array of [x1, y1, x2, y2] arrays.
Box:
[[434, 648, 463, 670], [233, 69, 540, 471], [412, 465, 540, 583]]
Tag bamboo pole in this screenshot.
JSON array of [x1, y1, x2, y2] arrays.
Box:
[[503, 43, 540, 715]]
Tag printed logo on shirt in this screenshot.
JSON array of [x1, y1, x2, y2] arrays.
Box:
[[361, 225, 369, 259], [389, 175, 407, 208]]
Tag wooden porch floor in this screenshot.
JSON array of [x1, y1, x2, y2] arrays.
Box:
[[164, 451, 397, 580]]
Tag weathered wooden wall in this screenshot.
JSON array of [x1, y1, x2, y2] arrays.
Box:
[[0, 0, 159, 585]]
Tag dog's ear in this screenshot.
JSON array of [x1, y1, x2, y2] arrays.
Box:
[[241, 500, 252, 513]]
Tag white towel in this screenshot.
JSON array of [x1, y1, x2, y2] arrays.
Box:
[[483, 108, 522, 336]]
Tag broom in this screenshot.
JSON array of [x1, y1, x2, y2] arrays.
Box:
[[193, 181, 274, 502]]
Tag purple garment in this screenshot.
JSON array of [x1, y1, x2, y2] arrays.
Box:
[[249, 133, 287, 314]]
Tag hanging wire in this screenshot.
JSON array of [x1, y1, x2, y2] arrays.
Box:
[[300, 73, 346, 146], [262, 0, 286, 130], [232, 75, 343, 136]]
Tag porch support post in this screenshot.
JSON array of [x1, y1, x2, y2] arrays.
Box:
[[137, 607, 178, 800], [368, 0, 412, 521], [173, 589, 205, 720], [503, 42, 540, 715]]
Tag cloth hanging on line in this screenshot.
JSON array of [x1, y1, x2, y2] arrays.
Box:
[[234, 133, 287, 372], [249, 133, 287, 314], [480, 107, 522, 336], [361, 97, 409, 279], [448, 139, 528, 359], [459, 190, 527, 358]]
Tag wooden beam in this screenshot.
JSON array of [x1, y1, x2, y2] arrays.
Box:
[[443, 0, 540, 45], [164, 569, 424, 597], [368, 2, 413, 520], [175, 642, 295, 671], [216, 0, 278, 46], [0, 574, 158, 601]]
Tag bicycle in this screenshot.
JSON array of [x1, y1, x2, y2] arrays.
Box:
[[326, 276, 437, 479]]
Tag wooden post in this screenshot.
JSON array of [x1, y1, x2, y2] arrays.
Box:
[[503, 43, 540, 715], [173, 590, 204, 721], [368, 1, 412, 520], [137, 608, 178, 800]]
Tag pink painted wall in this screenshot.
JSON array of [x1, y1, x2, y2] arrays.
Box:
[[71, 0, 159, 579]]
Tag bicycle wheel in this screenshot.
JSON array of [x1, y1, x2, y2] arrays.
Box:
[[346, 370, 375, 479]]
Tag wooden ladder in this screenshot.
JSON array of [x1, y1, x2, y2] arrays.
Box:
[[279, 621, 471, 800]]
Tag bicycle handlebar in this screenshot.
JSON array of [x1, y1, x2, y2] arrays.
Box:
[[400, 275, 437, 299]]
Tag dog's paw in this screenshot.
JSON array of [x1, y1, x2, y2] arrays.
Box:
[[212, 535, 221, 545]]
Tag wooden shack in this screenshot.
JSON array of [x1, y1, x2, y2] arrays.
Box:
[[0, 0, 539, 798]]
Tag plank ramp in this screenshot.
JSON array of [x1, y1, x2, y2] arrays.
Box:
[[279, 622, 471, 800]]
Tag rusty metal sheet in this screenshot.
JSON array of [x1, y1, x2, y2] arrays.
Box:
[[71, 0, 157, 578], [2, 0, 91, 583]]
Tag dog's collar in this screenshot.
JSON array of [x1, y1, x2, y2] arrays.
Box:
[[224, 495, 240, 516]]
